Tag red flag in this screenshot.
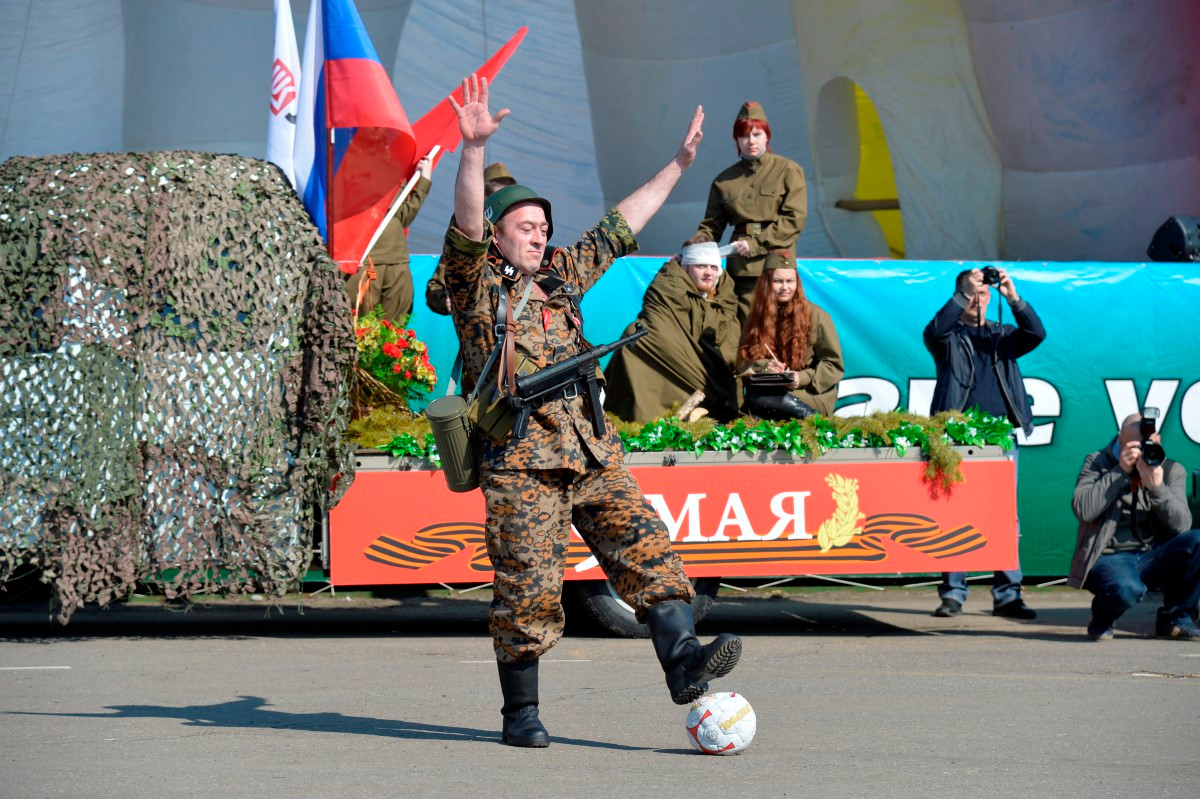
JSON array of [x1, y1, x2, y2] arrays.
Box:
[[411, 27, 528, 170], [294, 0, 417, 271]]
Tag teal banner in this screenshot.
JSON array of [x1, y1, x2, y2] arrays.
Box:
[[404, 255, 1200, 576]]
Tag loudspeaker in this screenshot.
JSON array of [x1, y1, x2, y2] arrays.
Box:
[[1146, 215, 1200, 262]]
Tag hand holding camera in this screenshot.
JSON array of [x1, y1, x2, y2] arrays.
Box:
[[1139, 407, 1166, 466], [980, 266, 1020, 303], [1121, 407, 1166, 487]]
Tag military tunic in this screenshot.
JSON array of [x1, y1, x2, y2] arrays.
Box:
[[346, 175, 432, 323], [695, 152, 807, 322], [424, 259, 451, 315], [603, 260, 740, 423], [441, 209, 694, 662], [737, 303, 843, 417]]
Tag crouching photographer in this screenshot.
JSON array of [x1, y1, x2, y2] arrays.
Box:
[[1069, 411, 1200, 641]]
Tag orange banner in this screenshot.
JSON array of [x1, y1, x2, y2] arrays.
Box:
[[329, 458, 1018, 586]]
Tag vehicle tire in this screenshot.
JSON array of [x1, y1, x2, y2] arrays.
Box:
[[572, 577, 719, 638]]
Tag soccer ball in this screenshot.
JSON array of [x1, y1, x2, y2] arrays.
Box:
[[685, 692, 756, 755]]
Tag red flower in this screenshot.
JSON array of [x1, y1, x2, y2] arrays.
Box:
[[404, 370, 413, 379], [382, 342, 404, 359], [406, 329, 416, 338], [355, 328, 368, 338], [396, 339, 409, 350], [392, 363, 402, 374]]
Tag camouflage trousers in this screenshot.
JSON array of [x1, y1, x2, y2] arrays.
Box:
[[481, 464, 694, 662]]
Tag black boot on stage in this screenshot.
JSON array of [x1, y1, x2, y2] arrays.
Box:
[[497, 660, 550, 747], [646, 600, 742, 705]]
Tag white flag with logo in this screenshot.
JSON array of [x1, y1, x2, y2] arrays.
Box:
[[267, 0, 302, 187]]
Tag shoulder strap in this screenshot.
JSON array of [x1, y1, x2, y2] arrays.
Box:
[[463, 289, 510, 405], [498, 279, 535, 395]]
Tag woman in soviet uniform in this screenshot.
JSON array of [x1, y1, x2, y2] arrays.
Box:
[[737, 250, 843, 420], [694, 101, 807, 325], [603, 240, 740, 423]]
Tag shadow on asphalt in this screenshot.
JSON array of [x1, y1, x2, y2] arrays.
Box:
[[703, 594, 1162, 642], [6, 695, 650, 751], [0, 593, 1163, 643]]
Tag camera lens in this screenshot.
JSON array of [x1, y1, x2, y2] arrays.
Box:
[[1142, 441, 1165, 467]]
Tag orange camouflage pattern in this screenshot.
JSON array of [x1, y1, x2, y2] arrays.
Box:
[[482, 466, 693, 662], [441, 209, 693, 661]]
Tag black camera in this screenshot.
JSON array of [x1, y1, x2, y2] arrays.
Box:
[[980, 266, 1002, 285], [1140, 407, 1165, 467]]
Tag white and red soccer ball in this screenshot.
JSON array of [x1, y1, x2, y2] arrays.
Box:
[[685, 692, 756, 755]]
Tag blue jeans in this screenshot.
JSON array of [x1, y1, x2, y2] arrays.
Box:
[[1083, 530, 1200, 628], [939, 439, 1023, 606], [938, 569, 1023, 607]]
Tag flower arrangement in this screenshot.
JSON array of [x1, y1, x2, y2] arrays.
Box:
[[353, 308, 437, 407], [345, 406, 1014, 489]]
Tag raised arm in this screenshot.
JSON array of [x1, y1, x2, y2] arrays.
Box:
[[616, 106, 704, 236], [448, 74, 509, 242]]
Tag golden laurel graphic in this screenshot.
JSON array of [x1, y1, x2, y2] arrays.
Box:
[[817, 473, 866, 552]]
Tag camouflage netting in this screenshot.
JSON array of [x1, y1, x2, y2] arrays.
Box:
[[0, 151, 356, 622]]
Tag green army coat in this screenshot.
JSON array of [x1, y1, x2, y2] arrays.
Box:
[[441, 209, 636, 473], [424, 260, 450, 315], [737, 303, 843, 417], [696, 152, 807, 279], [346, 175, 432, 322], [603, 260, 740, 423], [368, 175, 432, 266]]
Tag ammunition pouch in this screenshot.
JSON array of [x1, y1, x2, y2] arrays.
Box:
[[468, 355, 535, 442]]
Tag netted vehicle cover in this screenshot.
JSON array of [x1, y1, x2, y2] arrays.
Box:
[[0, 151, 356, 622]]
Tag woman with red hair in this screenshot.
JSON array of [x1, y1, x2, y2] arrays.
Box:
[[737, 252, 843, 420], [694, 102, 808, 325]]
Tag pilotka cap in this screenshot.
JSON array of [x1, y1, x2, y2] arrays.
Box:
[[736, 101, 769, 124]]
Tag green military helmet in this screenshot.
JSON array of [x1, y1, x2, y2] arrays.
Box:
[[484, 184, 553, 240]]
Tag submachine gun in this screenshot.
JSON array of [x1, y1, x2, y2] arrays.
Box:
[[509, 324, 647, 439]]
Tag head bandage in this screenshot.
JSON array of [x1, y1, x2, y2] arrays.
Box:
[[681, 242, 722, 267]]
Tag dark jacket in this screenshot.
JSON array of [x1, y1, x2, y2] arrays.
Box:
[[1068, 440, 1192, 588], [923, 293, 1045, 436]]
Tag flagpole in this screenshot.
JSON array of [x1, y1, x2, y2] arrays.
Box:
[[358, 145, 441, 266], [325, 130, 336, 259]]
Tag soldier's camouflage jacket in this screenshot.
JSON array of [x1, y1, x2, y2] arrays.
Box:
[[441, 209, 636, 473]]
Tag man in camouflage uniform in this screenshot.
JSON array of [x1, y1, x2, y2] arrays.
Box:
[[442, 75, 742, 748], [425, 162, 518, 315]]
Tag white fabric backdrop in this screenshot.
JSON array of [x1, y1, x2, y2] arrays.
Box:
[[2, 0, 1196, 262]]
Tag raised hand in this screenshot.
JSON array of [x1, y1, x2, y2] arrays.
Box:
[[416, 154, 434, 181], [673, 105, 704, 169], [448, 74, 510, 146], [997, 269, 1020, 303]]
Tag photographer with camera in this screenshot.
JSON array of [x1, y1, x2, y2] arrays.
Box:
[[1069, 412, 1200, 641], [925, 266, 1046, 619]]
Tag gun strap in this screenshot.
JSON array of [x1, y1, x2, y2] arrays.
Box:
[[497, 279, 534, 398], [464, 290, 510, 407]]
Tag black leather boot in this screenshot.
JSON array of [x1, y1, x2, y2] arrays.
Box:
[[645, 600, 742, 705], [497, 660, 550, 747]]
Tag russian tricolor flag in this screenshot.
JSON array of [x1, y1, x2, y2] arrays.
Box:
[[293, 0, 415, 272]]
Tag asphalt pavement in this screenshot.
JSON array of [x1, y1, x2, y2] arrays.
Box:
[[2, 586, 1197, 798]]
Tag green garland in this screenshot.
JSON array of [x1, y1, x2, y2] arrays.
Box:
[[347, 407, 1013, 488]]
